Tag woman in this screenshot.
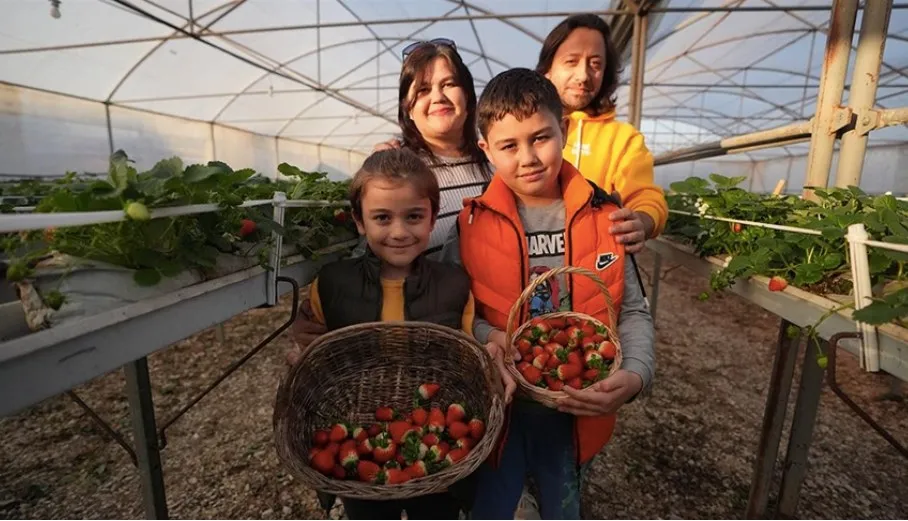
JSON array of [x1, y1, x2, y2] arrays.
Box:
[[537, 13, 668, 254]]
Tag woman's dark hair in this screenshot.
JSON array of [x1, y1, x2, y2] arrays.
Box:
[[397, 43, 489, 177], [535, 13, 623, 115]]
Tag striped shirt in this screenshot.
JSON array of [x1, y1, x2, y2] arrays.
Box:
[[424, 155, 490, 259]]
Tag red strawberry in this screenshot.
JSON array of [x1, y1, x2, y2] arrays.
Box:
[[388, 421, 414, 444], [547, 317, 567, 329], [396, 453, 407, 467], [311, 450, 335, 475], [547, 342, 569, 362], [352, 427, 368, 442], [566, 350, 583, 367], [329, 423, 349, 442], [551, 330, 570, 346], [546, 354, 560, 369], [456, 437, 475, 450], [356, 460, 383, 483], [769, 276, 788, 292], [367, 423, 384, 437], [733, 222, 743, 233], [425, 444, 449, 463], [339, 440, 359, 469], [422, 433, 440, 446], [566, 377, 583, 389], [416, 383, 440, 401], [356, 438, 374, 457], [333, 208, 350, 223], [581, 324, 596, 338], [520, 364, 543, 385], [411, 408, 428, 426], [517, 361, 531, 373], [313, 429, 330, 447], [427, 408, 446, 433], [565, 326, 583, 343], [597, 341, 617, 360], [446, 403, 466, 425], [375, 407, 396, 422], [531, 345, 546, 358], [553, 363, 582, 381], [323, 442, 340, 457], [404, 461, 428, 479], [372, 433, 397, 464], [517, 338, 533, 356], [583, 368, 603, 382], [332, 464, 347, 480], [584, 351, 604, 369], [548, 378, 565, 391], [386, 468, 411, 484], [445, 448, 469, 465], [533, 352, 551, 370], [238, 218, 256, 237], [447, 421, 470, 439], [468, 418, 485, 439]]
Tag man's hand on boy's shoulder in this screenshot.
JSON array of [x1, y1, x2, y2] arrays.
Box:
[[555, 369, 644, 416]]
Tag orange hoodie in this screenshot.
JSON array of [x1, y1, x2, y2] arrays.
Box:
[[563, 109, 668, 237]]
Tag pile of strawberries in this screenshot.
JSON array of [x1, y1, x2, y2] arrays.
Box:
[[514, 315, 617, 391], [307, 383, 485, 485]]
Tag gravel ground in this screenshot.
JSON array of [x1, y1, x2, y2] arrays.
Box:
[[1, 249, 906, 519]]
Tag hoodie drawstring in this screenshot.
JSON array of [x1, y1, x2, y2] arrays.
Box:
[[573, 118, 583, 170]]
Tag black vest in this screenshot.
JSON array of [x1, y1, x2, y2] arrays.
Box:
[[317, 250, 472, 331]]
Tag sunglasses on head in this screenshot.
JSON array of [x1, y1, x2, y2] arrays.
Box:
[[401, 38, 457, 60]]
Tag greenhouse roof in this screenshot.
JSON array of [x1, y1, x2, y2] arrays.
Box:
[[2, 0, 907, 161]]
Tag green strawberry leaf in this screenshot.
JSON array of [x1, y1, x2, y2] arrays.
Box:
[[133, 268, 162, 286]]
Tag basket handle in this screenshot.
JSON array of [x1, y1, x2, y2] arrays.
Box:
[[504, 265, 618, 347]]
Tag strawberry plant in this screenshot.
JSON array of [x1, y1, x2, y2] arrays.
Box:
[[2, 150, 355, 290], [665, 174, 908, 330]]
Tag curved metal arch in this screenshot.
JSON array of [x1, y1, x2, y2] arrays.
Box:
[[655, 65, 822, 84], [106, 0, 246, 102], [444, 0, 545, 43]]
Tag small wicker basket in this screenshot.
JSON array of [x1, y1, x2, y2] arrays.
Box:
[[504, 265, 623, 409], [273, 321, 505, 500]]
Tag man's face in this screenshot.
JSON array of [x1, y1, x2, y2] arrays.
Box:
[[544, 28, 606, 112]]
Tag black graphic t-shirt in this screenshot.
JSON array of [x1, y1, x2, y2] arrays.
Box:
[[517, 200, 570, 317]]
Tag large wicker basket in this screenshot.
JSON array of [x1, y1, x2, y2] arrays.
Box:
[[273, 321, 505, 500], [504, 265, 623, 408]]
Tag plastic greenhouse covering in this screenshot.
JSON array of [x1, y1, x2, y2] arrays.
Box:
[[1, 0, 907, 194]]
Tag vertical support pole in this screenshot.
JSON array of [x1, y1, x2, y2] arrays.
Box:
[[628, 9, 648, 129], [267, 192, 287, 306], [777, 338, 827, 517], [649, 251, 662, 320], [746, 319, 801, 519], [833, 0, 892, 189], [125, 358, 168, 520], [802, 0, 858, 200], [847, 223, 879, 371]]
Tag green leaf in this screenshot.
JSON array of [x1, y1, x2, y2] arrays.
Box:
[[820, 253, 844, 270], [852, 289, 908, 325], [881, 208, 908, 236], [149, 157, 184, 179], [821, 227, 845, 241], [252, 217, 287, 236], [158, 260, 183, 277], [708, 173, 747, 188], [794, 263, 824, 285], [881, 236, 908, 262], [136, 177, 167, 198], [133, 248, 168, 269], [868, 251, 892, 275], [133, 268, 162, 286], [863, 211, 888, 234], [278, 163, 305, 178], [183, 164, 222, 184]]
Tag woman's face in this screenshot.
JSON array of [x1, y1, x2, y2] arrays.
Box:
[[544, 27, 606, 112], [407, 56, 468, 146]]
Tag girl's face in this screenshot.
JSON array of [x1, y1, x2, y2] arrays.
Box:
[[407, 56, 468, 148], [544, 27, 606, 112], [354, 178, 435, 279]]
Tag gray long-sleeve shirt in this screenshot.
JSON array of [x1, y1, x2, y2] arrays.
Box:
[[439, 199, 656, 395]]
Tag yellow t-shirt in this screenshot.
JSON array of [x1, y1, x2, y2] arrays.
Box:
[[308, 277, 475, 336]]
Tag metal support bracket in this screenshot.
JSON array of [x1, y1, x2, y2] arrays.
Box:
[[67, 391, 138, 467], [156, 275, 300, 449], [830, 106, 854, 133], [855, 107, 882, 136]]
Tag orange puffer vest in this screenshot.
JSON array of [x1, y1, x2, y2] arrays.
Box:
[[457, 161, 626, 464]]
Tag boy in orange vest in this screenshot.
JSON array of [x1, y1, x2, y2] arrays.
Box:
[[440, 68, 655, 519]]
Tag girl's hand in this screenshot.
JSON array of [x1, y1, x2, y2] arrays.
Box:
[[556, 369, 643, 416], [486, 341, 516, 404]]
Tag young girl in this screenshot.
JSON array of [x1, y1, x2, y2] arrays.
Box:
[[294, 148, 514, 520]]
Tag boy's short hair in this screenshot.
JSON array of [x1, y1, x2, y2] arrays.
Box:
[[477, 68, 563, 138], [348, 148, 440, 219]]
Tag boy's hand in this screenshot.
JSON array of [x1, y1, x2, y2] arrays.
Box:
[[555, 369, 643, 416], [286, 298, 325, 366], [608, 208, 654, 254], [486, 342, 516, 405]]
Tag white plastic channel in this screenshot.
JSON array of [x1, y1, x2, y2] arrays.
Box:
[[0, 200, 274, 233], [667, 209, 823, 236]]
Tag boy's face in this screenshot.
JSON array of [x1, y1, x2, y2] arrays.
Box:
[[479, 108, 568, 205], [354, 178, 435, 277], [544, 27, 606, 112]]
